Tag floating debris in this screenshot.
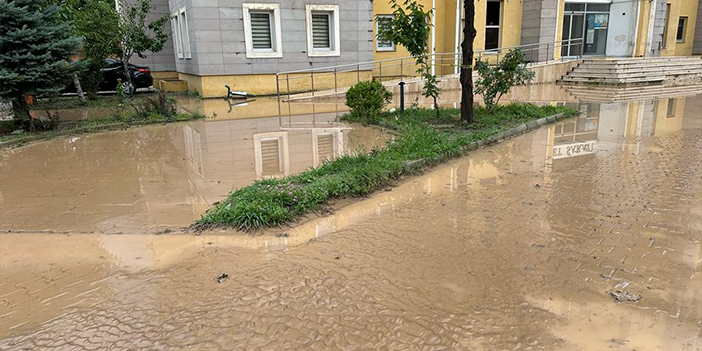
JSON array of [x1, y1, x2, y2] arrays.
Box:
[[215, 273, 229, 283], [609, 290, 641, 302]]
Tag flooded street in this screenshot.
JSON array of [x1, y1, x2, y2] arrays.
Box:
[[1, 91, 701, 350], [0, 112, 389, 234]]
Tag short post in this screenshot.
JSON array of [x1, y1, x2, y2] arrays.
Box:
[[399, 81, 405, 118], [276, 75, 281, 117], [311, 71, 315, 97], [379, 61, 383, 83], [357, 64, 360, 83], [286, 74, 291, 100], [334, 68, 338, 93], [400, 59, 404, 81]]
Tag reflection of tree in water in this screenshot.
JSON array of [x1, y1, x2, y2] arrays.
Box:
[[130, 126, 186, 176]]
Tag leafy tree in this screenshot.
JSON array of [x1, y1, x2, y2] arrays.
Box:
[[460, 0, 477, 123], [377, 0, 440, 118], [117, 0, 169, 95], [0, 0, 82, 126], [475, 49, 535, 112], [69, 0, 122, 99]]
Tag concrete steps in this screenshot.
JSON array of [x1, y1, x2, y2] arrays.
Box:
[[559, 83, 702, 102], [559, 56, 702, 85]]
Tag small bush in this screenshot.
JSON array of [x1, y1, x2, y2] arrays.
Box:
[[475, 49, 535, 112], [345, 80, 392, 124], [131, 92, 176, 121]]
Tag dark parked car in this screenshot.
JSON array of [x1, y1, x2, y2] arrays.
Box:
[[64, 58, 153, 95], [99, 58, 153, 95]]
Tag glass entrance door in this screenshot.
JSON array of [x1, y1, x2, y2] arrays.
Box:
[[561, 3, 610, 57], [584, 13, 609, 55], [561, 13, 584, 57]]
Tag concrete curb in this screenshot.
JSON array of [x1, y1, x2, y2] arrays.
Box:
[[403, 112, 567, 171]]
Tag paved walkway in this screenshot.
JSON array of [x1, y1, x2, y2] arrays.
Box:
[[1, 94, 701, 350]]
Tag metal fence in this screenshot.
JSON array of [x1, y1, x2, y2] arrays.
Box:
[[275, 39, 583, 108]]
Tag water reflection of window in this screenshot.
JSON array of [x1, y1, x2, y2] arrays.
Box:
[[553, 102, 599, 144], [183, 125, 203, 177], [666, 98, 676, 117], [677, 17, 687, 42], [313, 129, 343, 168], [254, 132, 289, 179], [317, 133, 334, 165], [260, 138, 282, 176]]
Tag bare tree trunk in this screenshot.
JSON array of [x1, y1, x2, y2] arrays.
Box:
[[122, 57, 134, 97], [12, 99, 31, 131], [460, 0, 477, 124], [72, 73, 86, 103]]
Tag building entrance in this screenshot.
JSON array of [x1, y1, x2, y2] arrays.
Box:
[[561, 2, 610, 56]]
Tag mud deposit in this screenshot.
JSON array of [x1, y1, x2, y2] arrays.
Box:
[[0, 115, 390, 234], [1, 94, 701, 350]]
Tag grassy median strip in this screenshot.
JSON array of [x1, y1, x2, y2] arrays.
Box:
[[195, 103, 578, 232]]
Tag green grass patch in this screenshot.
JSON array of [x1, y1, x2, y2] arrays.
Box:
[[196, 103, 577, 231], [33, 94, 153, 110]]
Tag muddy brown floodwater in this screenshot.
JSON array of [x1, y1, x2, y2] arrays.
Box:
[[1, 93, 702, 350], [0, 113, 390, 234]]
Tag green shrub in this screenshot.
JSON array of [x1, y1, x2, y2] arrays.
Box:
[[345, 80, 392, 124], [475, 49, 535, 112], [131, 92, 176, 121]]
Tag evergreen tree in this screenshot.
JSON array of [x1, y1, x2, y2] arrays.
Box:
[[0, 0, 81, 125]]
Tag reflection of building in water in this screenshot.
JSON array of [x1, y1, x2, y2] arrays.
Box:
[[547, 96, 691, 165], [176, 96, 349, 122], [181, 115, 389, 206]]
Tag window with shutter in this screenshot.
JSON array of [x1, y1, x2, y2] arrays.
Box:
[[179, 9, 191, 59], [376, 15, 395, 51], [250, 12, 273, 50], [312, 13, 331, 49], [260, 138, 282, 176], [317, 133, 334, 165], [305, 5, 340, 57], [172, 16, 183, 58]]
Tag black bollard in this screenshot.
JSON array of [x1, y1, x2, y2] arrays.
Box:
[[399, 81, 405, 117]]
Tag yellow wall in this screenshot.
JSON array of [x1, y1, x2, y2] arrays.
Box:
[[151, 71, 179, 86], [661, 0, 699, 56], [179, 71, 373, 98], [372, 0, 524, 75], [653, 97, 685, 135], [554, 0, 566, 60], [635, 0, 651, 56], [637, 0, 699, 56]]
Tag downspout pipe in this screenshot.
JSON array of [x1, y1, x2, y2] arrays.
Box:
[[454, 0, 461, 75], [431, 0, 437, 76], [644, 0, 657, 56]]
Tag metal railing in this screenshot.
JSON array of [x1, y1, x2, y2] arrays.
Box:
[[275, 38, 583, 116]]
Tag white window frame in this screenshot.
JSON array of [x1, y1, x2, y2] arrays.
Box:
[[484, 0, 502, 53], [253, 132, 290, 179], [305, 4, 341, 57], [676, 16, 688, 43], [376, 15, 396, 52], [243, 3, 283, 59], [172, 14, 183, 59], [179, 8, 191, 59]]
